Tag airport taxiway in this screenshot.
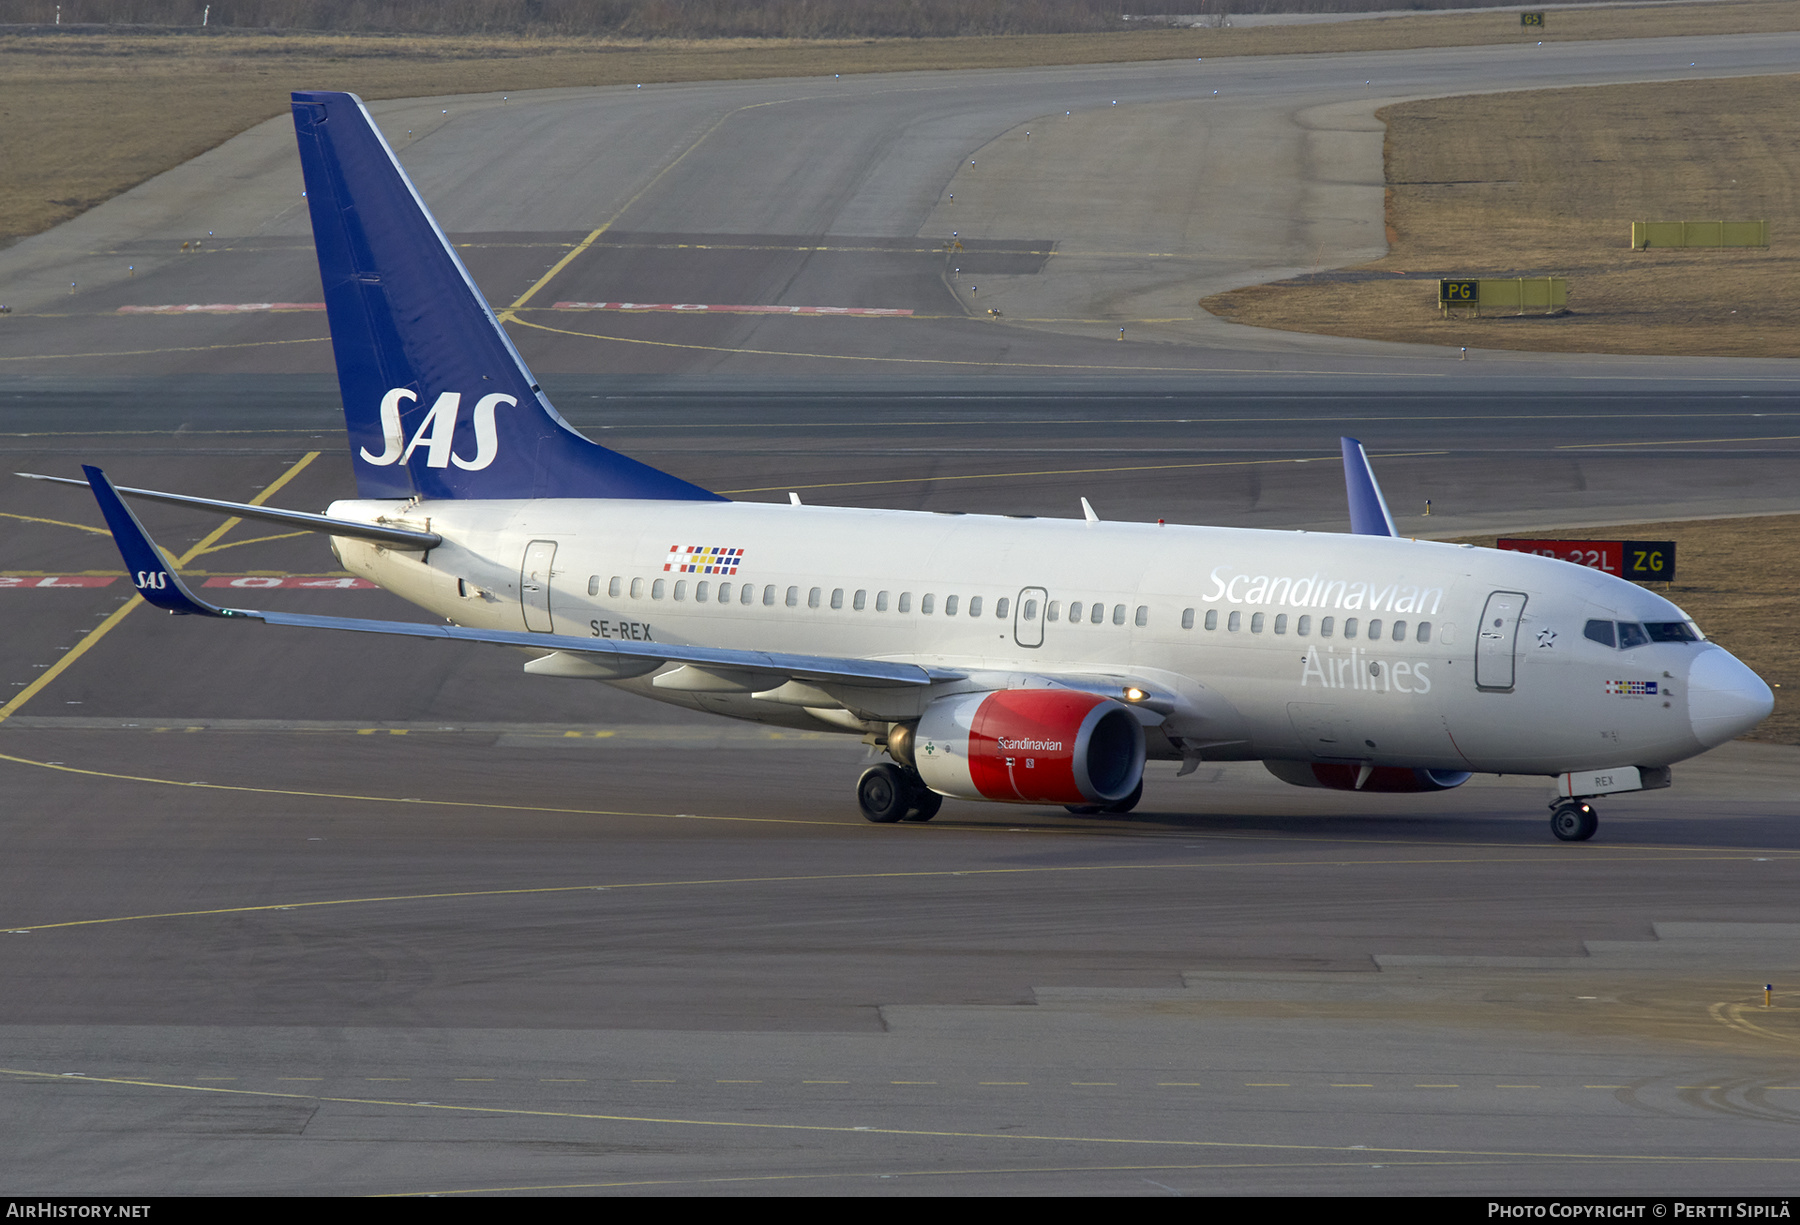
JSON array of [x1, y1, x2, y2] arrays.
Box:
[[0, 33, 1797, 1197]]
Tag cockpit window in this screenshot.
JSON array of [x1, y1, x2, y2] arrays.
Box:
[[1589, 619, 1703, 649]]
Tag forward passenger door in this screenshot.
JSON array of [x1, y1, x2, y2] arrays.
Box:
[[1475, 590, 1527, 691]]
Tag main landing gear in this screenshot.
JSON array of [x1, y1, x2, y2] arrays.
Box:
[[857, 763, 942, 824], [1549, 798, 1598, 842]]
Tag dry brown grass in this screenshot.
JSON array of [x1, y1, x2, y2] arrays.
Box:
[[1451, 516, 1800, 744], [1205, 75, 1800, 358], [4, 0, 1799, 243]]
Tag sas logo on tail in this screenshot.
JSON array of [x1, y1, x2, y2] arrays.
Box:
[[361, 388, 513, 470]]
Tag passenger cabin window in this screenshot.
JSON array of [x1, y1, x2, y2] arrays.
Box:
[[1134, 606, 1147, 627], [1274, 614, 1288, 634], [1047, 600, 1060, 622], [1344, 617, 1358, 639], [945, 595, 960, 616], [1112, 604, 1126, 626], [1366, 618, 1380, 640], [1416, 621, 1431, 643], [831, 588, 844, 610], [1297, 615, 1311, 636], [587, 575, 600, 597], [1022, 598, 1037, 621], [1228, 611, 1241, 632], [762, 585, 776, 606], [1391, 620, 1405, 641], [1204, 609, 1218, 631], [808, 587, 821, 609], [609, 576, 622, 598], [995, 597, 1009, 619], [630, 578, 644, 599], [696, 580, 710, 602], [1320, 616, 1334, 637], [853, 589, 866, 611], [1068, 601, 1083, 623], [899, 592, 912, 613], [673, 580, 687, 601], [1181, 608, 1195, 630], [787, 586, 801, 608], [968, 596, 981, 618], [1250, 612, 1264, 633], [876, 591, 889, 612], [652, 579, 666, 600], [921, 594, 935, 615]]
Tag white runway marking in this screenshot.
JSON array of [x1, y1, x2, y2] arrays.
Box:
[[117, 303, 325, 314], [553, 301, 912, 317]]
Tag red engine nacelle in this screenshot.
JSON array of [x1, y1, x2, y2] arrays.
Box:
[[1263, 760, 1472, 793], [912, 689, 1146, 805]]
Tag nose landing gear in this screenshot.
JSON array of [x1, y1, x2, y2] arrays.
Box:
[[1549, 799, 1598, 842]]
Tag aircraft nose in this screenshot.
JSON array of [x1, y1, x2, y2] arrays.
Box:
[[1687, 648, 1774, 747]]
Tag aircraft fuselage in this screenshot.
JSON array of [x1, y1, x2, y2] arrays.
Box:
[[328, 497, 1751, 778]]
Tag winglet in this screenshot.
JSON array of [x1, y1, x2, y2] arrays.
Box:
[[1339, 438, 1397, 537], [83, 465, 227, 617]]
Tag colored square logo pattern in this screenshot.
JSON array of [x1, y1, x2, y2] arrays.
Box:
[[664, 545, 743, 575]]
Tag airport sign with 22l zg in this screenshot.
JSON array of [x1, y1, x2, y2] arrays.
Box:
[[1496, 539, 1676, 582]]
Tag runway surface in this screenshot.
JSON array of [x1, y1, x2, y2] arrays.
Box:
[[1, 34, 1797, 1197]]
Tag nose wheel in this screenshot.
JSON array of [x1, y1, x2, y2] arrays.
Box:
[[1549, 799, 1598, 842]]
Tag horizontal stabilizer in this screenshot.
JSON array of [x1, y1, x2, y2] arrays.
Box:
[[21, 471, 440, 548]]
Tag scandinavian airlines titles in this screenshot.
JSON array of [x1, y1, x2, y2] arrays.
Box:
[[1301, 645, 1432, 693], [1204, 565, 1445, 615]]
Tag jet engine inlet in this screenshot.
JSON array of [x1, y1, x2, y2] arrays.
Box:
[[913, 689, 1146, 805]]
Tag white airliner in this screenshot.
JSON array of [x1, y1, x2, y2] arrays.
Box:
[[31, 92, 1773, 841]]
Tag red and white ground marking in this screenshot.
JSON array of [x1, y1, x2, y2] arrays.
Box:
[[0, 576, 377, 589], [553, 301, 912, 316], [201, 577, 378, 589], [117, 303, 326, 315]]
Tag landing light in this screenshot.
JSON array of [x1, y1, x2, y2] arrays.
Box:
[[1123, 687, 1148, 703]]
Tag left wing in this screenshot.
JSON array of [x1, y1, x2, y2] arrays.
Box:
[[1340, 437, 1398, 537], [80, 465, 955, 690]]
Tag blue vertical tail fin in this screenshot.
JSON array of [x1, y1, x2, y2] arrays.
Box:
[[291, 90, 721, 503]]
